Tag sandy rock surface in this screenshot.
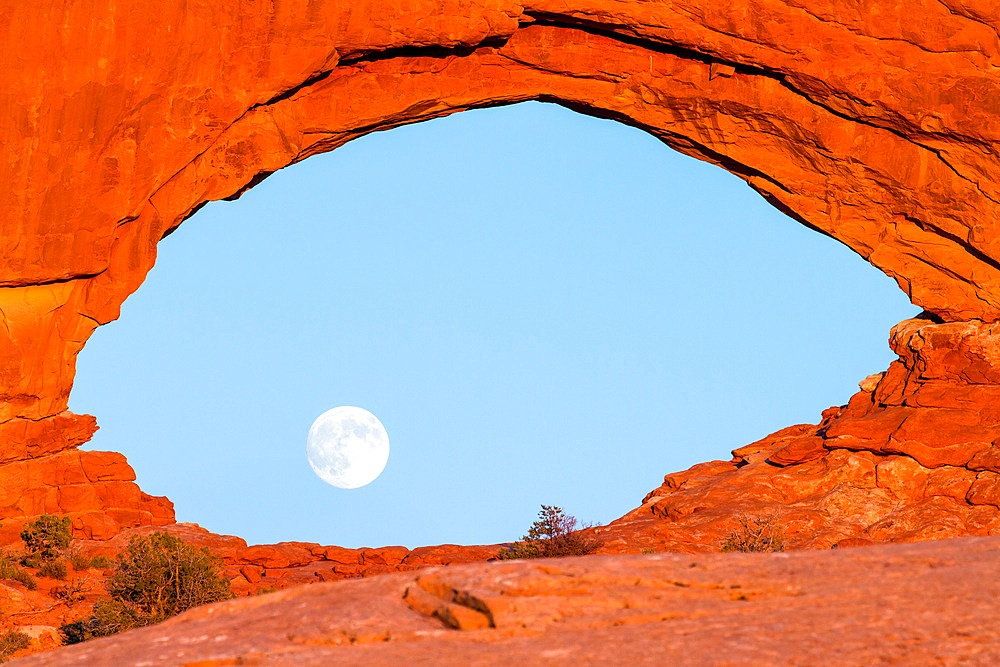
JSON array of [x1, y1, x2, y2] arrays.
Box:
[[12, 536, 1000, 665]]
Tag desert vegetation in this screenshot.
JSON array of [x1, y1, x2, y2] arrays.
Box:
[[61, 531, 233, 643], [0, 515, 234, 649], [719, 513, 785, 553], [0, 514, 81, 592], [0, 629, 30, 663], [0, 551, 37, 590], [37, 559, 68, 581], [20, 515, 72, 568], [68, 551, 110, 571], [497, 505, 598, 560]]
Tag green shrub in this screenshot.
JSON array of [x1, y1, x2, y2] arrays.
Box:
[[496, 505, 599, 560], [0, 552, 37, 591], [38, 559, 68, 580], [20, 515, 72, 567], [56, 620, 92, 646], [720, 513, 785, 553], [0, 629, 30, 662], [496, 540, 540, 560], [61, 532, 233, 643]]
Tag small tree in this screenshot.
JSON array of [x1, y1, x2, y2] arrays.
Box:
[[60, 532, 233, 643], [720, 513, 785, 553], [20, 515, 72, 567], [497, 505, 598, 560]]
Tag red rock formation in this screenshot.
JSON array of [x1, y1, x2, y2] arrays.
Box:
[[0, 413, 174, 544], [4, 0, 1000, 424], [69, 523, 502, 597], [5, 0, 1000, 657], [604, 315, 1000, 552]]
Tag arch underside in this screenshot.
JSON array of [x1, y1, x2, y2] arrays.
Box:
[[127, 21, 1000, 329], [3, 1, 1000, 424]]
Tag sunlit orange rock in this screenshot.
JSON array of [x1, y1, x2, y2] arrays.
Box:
[[4, 0, 1000, 424], [2, 0, 1000, 568], [0, 450, 172, 531], [0, 413, 96, 466], [608, 317, 1000, 552]]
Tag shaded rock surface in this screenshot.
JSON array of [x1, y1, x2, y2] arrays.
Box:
[[13, 536, 1000, 665]]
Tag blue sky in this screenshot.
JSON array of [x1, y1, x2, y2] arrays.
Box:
[[71, 102, 916, 549]]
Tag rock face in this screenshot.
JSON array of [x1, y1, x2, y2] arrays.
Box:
[[0, 411, 174, 543], [4, 0, 1000, 425], [605, 315, 1000, 552], [15, 536, 1000, 665]]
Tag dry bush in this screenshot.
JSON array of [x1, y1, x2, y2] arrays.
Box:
[[38, 559, 68, 581], [0, 551, 36, 591], [720, 513, 785, 553], [497, 505, 599, 560], [69, 552, 110, 571], [0, 629, 30, 662], [51, 579, 88, 605]]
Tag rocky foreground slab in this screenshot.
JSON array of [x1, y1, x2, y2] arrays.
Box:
[[12, 535, 1000, 665]]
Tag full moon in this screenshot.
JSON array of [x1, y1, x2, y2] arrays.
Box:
[[306, 406, 390, 489]]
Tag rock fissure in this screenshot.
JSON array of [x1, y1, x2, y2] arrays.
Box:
[[777, 0, 990, 58], [525, 13, 739, 68], [772, 77, 999, 220], [913, 216, 1000, 275], [252, 68, 341, 112]]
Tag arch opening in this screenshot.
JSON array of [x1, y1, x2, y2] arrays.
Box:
[[7, 10, 996, 436], [70, 102, 915, 549]]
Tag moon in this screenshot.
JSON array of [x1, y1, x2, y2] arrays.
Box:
[[306, 406, 390, 489]]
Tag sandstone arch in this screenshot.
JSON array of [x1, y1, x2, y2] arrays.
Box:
[[4, 1, 1000, 544]]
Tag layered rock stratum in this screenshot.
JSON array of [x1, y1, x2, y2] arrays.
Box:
[[5, 0, 1000, 660]]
